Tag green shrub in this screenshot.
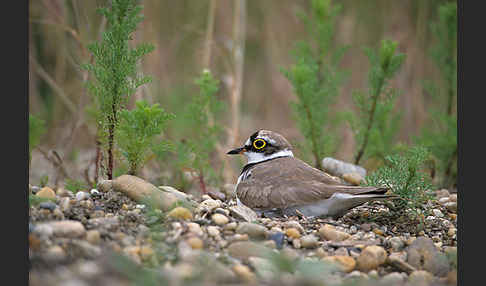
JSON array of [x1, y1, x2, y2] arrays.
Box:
[[29, 195, 54, 207], [415, 2, 457, 188], [117, 100, 174, 175], [349, 39, 406, 166], [176, 69, 223, 193], [281, 0, 348, 170], [65, 178, 88, 194], [83, 0, 154, 179], [29, 114, 46, 163], [364, 146, 434, 216]]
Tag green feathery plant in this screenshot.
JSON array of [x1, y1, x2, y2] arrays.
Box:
[[117, 100, 174, 176], [83, 0, 154, 179], [365, 146, 433, 218], [281, 0, 348, 170], [349, 39, 406, 166], [176, 69, 224, 193], [29, 114, 46, 164], [415, 2, 457, 188], [64, 178, 88, 194]]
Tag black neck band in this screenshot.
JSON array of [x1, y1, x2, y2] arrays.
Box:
[[240, 156, 286, 175]]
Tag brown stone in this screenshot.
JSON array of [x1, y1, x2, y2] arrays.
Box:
[[322, 256, 356, 273], [356, 245, 387, 272]]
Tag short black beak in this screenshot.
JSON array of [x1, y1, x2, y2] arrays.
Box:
[[227, 147, 246, 155]]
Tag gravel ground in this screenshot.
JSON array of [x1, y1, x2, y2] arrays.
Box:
[[29, 178, 457, 286]]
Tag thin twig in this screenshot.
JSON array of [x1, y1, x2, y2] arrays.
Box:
[[203, 0, 217, 69], [354, 76, 386, 165], [29, 54, 77, 114], [36, 147, 71, 186], [222, 0, 246, 184]]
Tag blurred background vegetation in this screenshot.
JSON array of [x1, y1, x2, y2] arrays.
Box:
[[29, 0, 457, 193]]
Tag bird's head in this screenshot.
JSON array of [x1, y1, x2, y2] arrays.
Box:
[[227, 130, 294, 164]]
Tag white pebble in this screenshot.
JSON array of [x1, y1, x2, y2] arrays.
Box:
[[76, 191, 90, 201], [432, 209, 444, 218]]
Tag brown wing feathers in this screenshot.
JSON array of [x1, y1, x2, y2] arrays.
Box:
[[236, 156, 392, 210]]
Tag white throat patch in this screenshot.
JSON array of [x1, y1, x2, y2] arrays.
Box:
[[244, 149, 294, 164]]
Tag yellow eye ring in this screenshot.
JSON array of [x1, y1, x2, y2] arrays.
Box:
[[253, 139, 266, 150]]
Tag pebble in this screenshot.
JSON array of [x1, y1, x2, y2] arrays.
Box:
[[248, 256, 276, 280], [75, 191, 90, 201], [207, 226, 220, 237], [283, 221, 305, 233], [292, 238, 301, 249], [45, 245, 67, 262], [167, 207, 193, 220], [372, 228, 384, 236], [76, 261, 101, 278], [356, 245, 387, 272], [316, 248, 328, 258], [39, 201, 57, 211], [56, 188, 73, 198], [236, 222, 267, 240], [388, 236, 405, 252], [342, 172, 364, 185], [269, 232, 285, 249], [70, 240, 102, 258], [335, 247, 349, 256], [97, 180, 112, 192], [211, 213, 229, 225], [322, 157, 367, 178], [34, 220, 86, 238], [91, 210, 105, 219], [381, 272, 405, 284], [449, 194, 457, 202], [36, 187, 56, 199], [196, 199, 221, 213], [30, 185, 41, 194], [409, 270, 435, 285], [344, 270, 369, 282], [281, 247, 299, 260], [214, 207, 229, 216], [263, 240, 277, 249], [435, 189, 450, 199], [368, 270, 379, 279], [90, 189, 100, 195], [285, 228, 301, 239], [444, 202, 457, 212], [229, 234, 249, 242], [319, 224, 351, 242], [229, 205, 258, 222], [207, 190, 226, 201], [86, 230, 101, 245], [186, 237, 204, 250], [406, 237, 450, 276], [224, 222, 238, 231], [432, 209, 444, 218], [227, 241, 270, 260], [52, 208, 64, 219], [59, 197, 71, 212], [232, 264, 256, 283], [322, 256, 356, 273], [186, 222, 204, 236]]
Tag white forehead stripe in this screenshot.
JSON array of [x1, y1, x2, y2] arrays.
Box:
[[258, 135, 276, 145]]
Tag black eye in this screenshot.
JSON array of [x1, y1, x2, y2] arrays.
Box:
[[253, 139, 266, 149]]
